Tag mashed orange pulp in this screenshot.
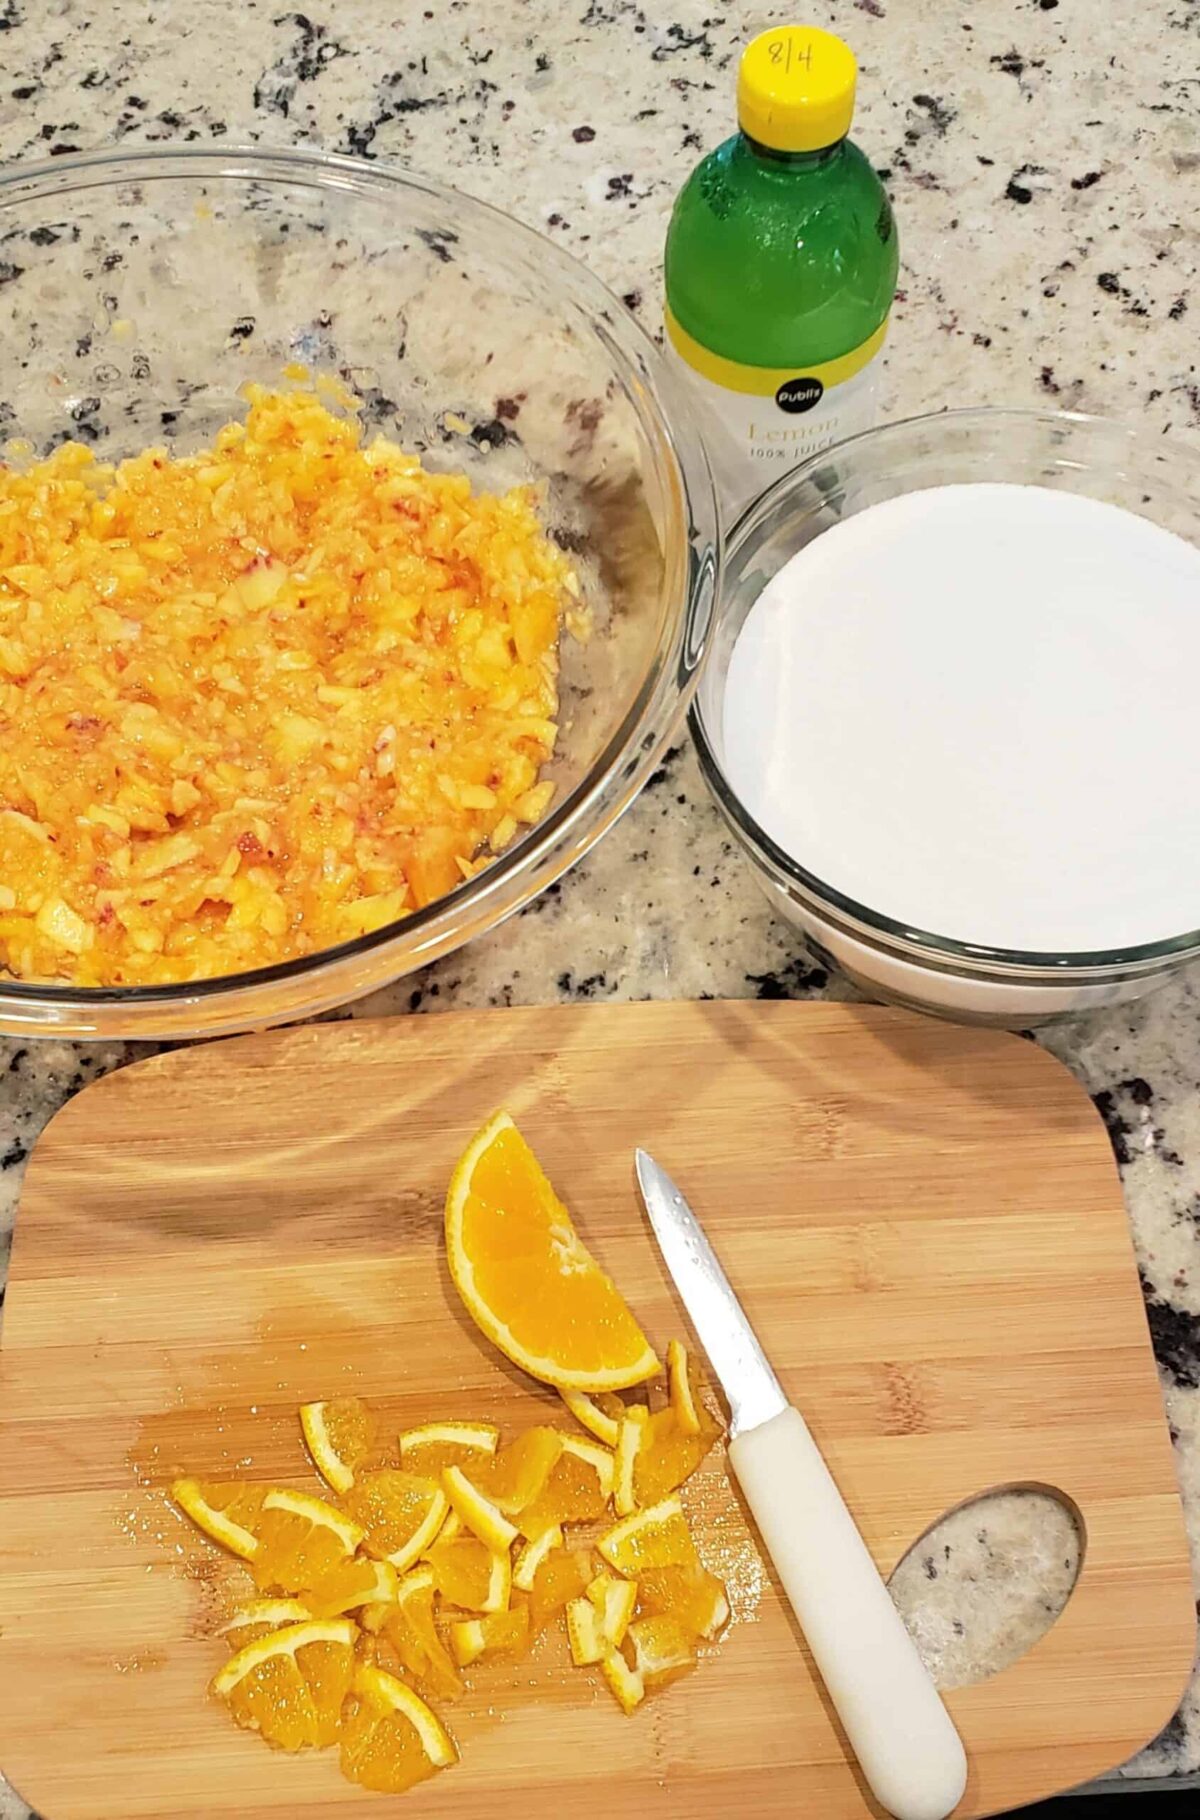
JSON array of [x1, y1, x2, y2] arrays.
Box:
[[0, 385, 573, 987]]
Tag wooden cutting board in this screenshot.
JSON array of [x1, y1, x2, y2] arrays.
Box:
[[0, 1001, 1192, 1820]]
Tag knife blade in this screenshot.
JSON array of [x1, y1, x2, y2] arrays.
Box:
[[635, 1149, 967, 1820]]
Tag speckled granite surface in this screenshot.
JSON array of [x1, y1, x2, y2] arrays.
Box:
[[0, 1, 1198, 1810]]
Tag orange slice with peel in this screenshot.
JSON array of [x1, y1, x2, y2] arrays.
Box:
[[601, 1648, 646, 1714], [467, 1425, 563, 1516], [512, 1524, 563, 1593], [399, 1420, 499, 1478], [448, 1604, 530, 1666], [222, 1597, 311, 1644], [632, 1404, 718, 1507], [299, 1397, 375, 1495], [598, 1496, 699, 1576], [426, 1535, 511, 1613], [612, 1406, 648, 1517], [442, 1465, 519, 1551], [381, 1567, 462, 1700], [340, 1662, 458, 1794], [212, 1618, 356, 1750], [252, 1489, 364, 1593], [171, 1478, 266, 1561], [341, 1469, 447, 1571], [518, 1433, 613, 1537], [560, 1387, 623, 1447], [587, 1571, 637, 1648], [566, 1596, 605, 1666], [305, 1557, 398, 1619], [627, 1613, 696, 1685], [635, 1563, 730, 1641], [445, 1111, 660, 1391], [666, 1340, 702, 1437]]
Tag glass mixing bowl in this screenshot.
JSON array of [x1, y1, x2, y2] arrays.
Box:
[[692, 407, 1200, 1025], [0, 147, 717, 1038]]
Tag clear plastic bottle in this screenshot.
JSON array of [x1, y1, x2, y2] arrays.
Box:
[[664, 25, 898, 512]]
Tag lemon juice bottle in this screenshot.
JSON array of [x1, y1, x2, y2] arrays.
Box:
[[664, 25, 898, 511]]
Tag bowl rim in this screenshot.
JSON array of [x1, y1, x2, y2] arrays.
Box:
[[692, 402, 1200, 979], [0, 143, 718, 1009]]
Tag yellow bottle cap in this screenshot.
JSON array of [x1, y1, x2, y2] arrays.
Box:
[[737, 25, 857, 154]]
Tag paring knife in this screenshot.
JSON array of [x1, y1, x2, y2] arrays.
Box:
[[635, 1150, 968, 1820]]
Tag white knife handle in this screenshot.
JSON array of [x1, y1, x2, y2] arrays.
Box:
[[728, 1405, 967, 1820]]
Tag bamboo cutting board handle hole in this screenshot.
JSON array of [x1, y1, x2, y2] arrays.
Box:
[[887, 1485, 1084, 1691]]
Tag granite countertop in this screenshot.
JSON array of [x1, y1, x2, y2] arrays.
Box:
[[0, 0, 1198, 1810]]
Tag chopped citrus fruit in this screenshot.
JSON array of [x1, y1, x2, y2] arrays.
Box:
[[666, 1340, 702, 1437], [426, 1535, 511, 1613], [445, 1111, 660, 1391], [212, 1618, 356, 1750], [513, 1524, 563, 1592], [601, 1648, 645, 1714], [171, 1478, 266, 1561], [448, 1605, 530, 1667], [560, 1387, 623, 1447], [442, 1465, 519, 1551], [382, 1567, 462, 1700], [306, 1557, 398, 1619], [252, 1489, 364, 1593], [566, 1597, 605, 1667], [222, 1597, 311, 1643], [613, 1406, 648, 1517], [432, 1507, 463, 1546], [341, 1469, 448, 1571], [528, 1546, 591, 1632], [632, 1405, 717, 1507], [340, 1662, 458, 1794], [635, 1564, 730, 1641], [627, 1614, 696, 1685], [467, 1425, 562, 1516], [518, 1434, 613, 1537], [399, 1420, 500, 1478], [598, 1496, 699, 1576], [299, 1397, 375, 1495], [587, 1572, 637, 1649]]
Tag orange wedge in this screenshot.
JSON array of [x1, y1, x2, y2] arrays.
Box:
[[466, 1425, 563, 1516], [426, 1535, 511, 1614], [627, 1613, 696, 1685], [442, 1465, 519, 1552], [598, 1496, 699, 1576], [632, 1405, 718, 1507], [340, 1662, 458, 1794], [635, 1564, 730, 1641], [305, 1557, 398, 1619], [666, 1340, 702, 1436], [448, 1605, 530, 1667], [341, 1469, 447, 1571], [382, 1567, 462, 1701], [560, 1388, 624, 1447], [252, 1489, 364, 1594], [399, 1420, 499, 1478], [212, 1618, 356, 1750], [445, 1111, 660, 1391], [601, 1648, 646, 1714], [512, 1524, 563, 1593], [171, 1478, 266, 1561], [527, 1546, 591, 1632], [587, 1572, 637, 1648], [566, 1596, 606, 1666], [518, 1433, 613, 1537], [299, 1397, 376, 1495], [222, 1597, 311, 1645], [612, 1406, 648, 1517]]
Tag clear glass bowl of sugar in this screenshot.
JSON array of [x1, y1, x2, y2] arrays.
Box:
[[693, 407, 1200, 1024]]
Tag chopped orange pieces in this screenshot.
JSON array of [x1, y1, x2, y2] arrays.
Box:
[[252, 1489, 364, 1594], [381, 1568, 462, 1701], [635, 1563, 730, 1641], [300, 1397, 376, 1495], [212, 1619, 356, 1750], [398, 1420, 499, 1478], [341, 1470, 447, 1572], [598, 1496, 700, 1577], [171, 1478, 266, 1561], [627, 1614, 696, 1686], [518, 1433, 613, 1536], [445, 1112, 661, 1391], [559, 1387, 623, 1447], [340, 1663, 458, 1794], [466, 1425, 563, 1516], [426, 1535, 511, 1614], [448, 1605, 530, 1667], [632, 1403, 718, 1507], [442, 1465, 519, 1552]]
